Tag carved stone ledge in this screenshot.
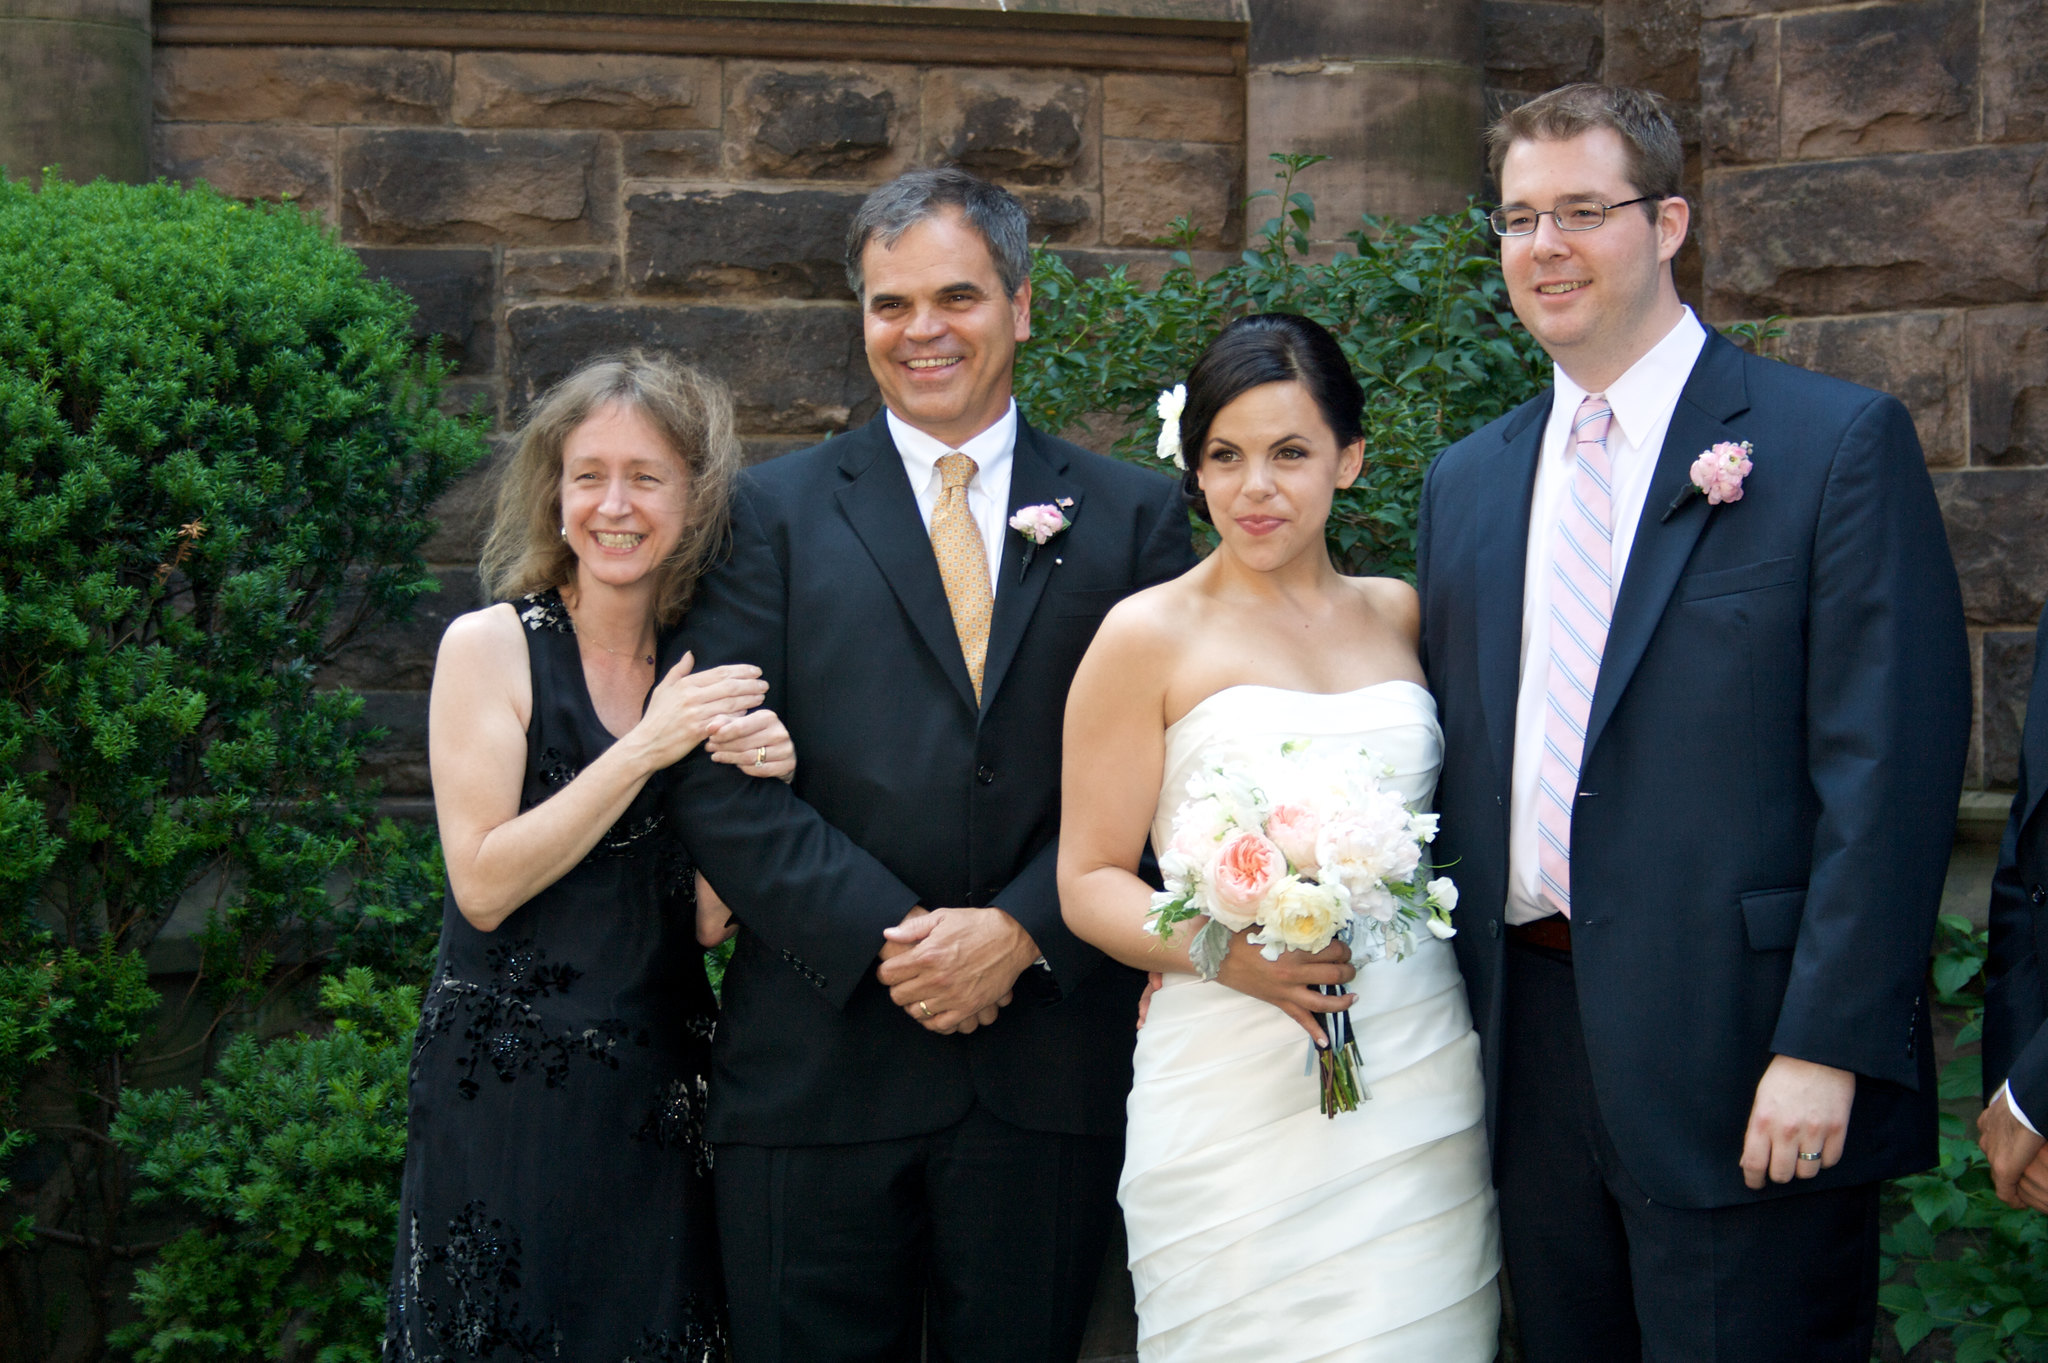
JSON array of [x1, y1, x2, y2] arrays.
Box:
[[153, 1, 1247, 75]]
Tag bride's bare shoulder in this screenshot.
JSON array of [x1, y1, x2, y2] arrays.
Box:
[[1079, 575, 1205, 687], [1347, 575, 1421, 645]]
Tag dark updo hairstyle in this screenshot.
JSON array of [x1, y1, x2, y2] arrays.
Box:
[[1176, 313, 1366, 523]]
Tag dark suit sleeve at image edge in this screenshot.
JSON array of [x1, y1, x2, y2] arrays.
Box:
[[662, 479, 921, 1012], [1766, 394, 1971, 1086], [1986, 766, 2048, 1112]]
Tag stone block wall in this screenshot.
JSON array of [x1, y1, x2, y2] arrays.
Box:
[[150, 34, 1247, 799], [1699, 0, 2045, 792], [1486, 0, 2048, 795]]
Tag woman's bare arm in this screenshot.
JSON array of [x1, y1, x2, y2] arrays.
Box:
[[1058, 594, 1359, 1041], [1058, 597, 1194, 973], [430, 605, 766, 932]]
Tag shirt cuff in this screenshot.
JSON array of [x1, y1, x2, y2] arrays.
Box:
[[2003, 1079, 2042, 1137]]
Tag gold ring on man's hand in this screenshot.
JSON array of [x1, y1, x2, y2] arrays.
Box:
[[754, 747, 767, 768], [919, 1000, 934, 1018]]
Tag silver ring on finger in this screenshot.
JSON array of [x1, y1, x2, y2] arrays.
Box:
[[1797, 1150, 1823, 1162]]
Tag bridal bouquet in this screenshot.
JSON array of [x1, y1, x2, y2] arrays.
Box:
[[1146, 737, 1459, 1115]]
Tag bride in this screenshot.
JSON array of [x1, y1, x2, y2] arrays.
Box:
[[1058, 313, 1499, 1360]]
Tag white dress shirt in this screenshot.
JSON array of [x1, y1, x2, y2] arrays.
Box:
[[2002, 1080, 2041, 1135], [887, 401, 1018, 600], [1506, 308, 1709, 925]]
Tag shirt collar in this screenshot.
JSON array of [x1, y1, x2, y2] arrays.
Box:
[[1551, 307, 1707, 453], [886, 400, 1019, 488]]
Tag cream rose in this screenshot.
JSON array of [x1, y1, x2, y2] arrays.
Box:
[[1263, 876, 1348, 953]]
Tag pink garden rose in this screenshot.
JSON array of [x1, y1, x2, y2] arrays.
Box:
[[1689, 441, 1753, 506], [1206, 828, 1285, 930], [1265, 803, 1323, 874], [1008, 504, 1069, 544]]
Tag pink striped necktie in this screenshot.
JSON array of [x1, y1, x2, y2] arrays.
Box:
[[1536, 393, 1616, 919]]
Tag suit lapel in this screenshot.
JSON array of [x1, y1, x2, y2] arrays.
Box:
[[980, 422, 1078, 714], [1583, 331, 1752, 761], [833, 418, 978, 712], [1477, 397, 1549, 795]]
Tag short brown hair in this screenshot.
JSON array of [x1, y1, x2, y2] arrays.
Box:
[[1487, 84, 1683, 216], [479, 353, 742, 627]]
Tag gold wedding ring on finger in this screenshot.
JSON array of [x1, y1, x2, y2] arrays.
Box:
[[919, 1000, 934, 1018], [754, 746, 767, 768]]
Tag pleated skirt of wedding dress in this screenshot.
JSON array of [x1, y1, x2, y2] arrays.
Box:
[[1120, 934, 1500, 1362]]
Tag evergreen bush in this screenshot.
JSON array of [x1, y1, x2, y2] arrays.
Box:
[[1014, 154, 1549, 579], [0, 173, 483, 1354], [110, 970, 416, 1363]]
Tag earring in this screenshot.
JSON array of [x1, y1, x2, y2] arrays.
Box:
[[559, 525, 567, 539]]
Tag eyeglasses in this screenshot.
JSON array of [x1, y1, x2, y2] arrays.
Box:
[[1487, 197, 1657, 237]]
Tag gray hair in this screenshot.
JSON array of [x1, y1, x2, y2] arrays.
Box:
[[843, 167, 1032, 300]]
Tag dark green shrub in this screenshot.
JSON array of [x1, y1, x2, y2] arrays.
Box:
[[1882, 915, 2048, 1362], [110, 970, 416, 1363], [0, 173, 483, 1353], [1014, 154, 1549, 579]]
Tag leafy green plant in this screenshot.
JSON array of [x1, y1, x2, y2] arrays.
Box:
[[109, 970, 416, 1363], [1881, 915, 2048, 1362], [1015, 153, 1549, 579], [0, 172, 484, 1353]]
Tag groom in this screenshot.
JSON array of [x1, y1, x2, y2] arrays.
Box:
[[659, 168, 1194, 1361], [1418, 84, 1970, 1360]]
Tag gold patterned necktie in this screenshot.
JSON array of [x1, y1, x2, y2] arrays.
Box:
[[930, 451, 993, 701]]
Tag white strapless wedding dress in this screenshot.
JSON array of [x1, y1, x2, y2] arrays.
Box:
[[1121, 682, 1500, 1362]]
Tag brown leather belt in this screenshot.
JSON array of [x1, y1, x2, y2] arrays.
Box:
[[1507, 915, 1572, 953]]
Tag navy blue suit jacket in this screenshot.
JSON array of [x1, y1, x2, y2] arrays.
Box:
[[1981, 607, 2048, 1119], [1417, 329, 1971, 1208], [659, 414, 1195, 1147]]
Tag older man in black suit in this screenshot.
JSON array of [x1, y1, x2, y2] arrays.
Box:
[[659, 169, 1194, 1363], [1980, 606, 2048, 1209]]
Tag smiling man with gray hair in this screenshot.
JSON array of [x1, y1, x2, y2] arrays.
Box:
[[657, 166, 1195, 1361]]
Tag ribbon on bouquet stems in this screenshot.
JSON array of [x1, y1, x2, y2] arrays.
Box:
[[1312, 981, 1368, 1116]]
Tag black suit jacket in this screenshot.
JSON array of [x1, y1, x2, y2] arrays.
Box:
[[660, 413, 1195, 1147], [1417, 330, 1971, 1208], [1981, 607, 2048, 1119]]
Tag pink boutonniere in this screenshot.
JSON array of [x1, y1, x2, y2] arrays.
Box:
[[1009, 498, 1073, 580], [1661, 441, 1756, 522], [1691, 441, 1754, 505]]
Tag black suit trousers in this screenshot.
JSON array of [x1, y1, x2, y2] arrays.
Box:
[[714, 1103, 1123, 1363], [1496, 940, 1880, 1363]]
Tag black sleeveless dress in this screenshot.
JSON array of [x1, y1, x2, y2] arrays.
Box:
[[385, 589, 726, 1363]]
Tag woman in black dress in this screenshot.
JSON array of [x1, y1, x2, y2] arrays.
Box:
[[386, 355, 784, 1362]]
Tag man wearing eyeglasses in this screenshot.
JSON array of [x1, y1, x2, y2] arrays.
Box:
[[1417, 83, 1970, 1361]]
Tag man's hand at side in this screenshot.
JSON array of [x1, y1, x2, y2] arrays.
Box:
[[877, 906, 1036, 1036], [1979, 1088, 2048, 1209], [1739, 1054, 1857, 1189]]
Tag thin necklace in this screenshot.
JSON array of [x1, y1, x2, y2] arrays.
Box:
[[562, 597, 654, 665]]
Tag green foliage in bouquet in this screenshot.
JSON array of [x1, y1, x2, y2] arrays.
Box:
[[0, 172, 482, 1353], [1881, 915, 2048, 1362], [109, 970, 416, 1363], [1014, 154, 1549, 580]]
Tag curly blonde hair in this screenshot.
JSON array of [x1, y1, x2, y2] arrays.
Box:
[[479, 353, 742, 627]]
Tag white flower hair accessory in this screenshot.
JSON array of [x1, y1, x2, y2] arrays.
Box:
[[1155, 384, 1187, 470]]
